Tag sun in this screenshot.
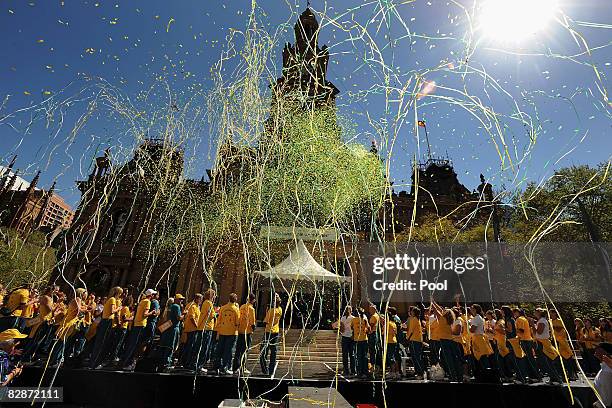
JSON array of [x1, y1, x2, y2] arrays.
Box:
[[478, 0, 559, 43]]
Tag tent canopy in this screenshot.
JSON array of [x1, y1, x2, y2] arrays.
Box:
[[254, 240, 351, 283]]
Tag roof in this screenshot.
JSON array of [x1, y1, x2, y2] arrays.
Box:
[[255, 239, 350, 283]]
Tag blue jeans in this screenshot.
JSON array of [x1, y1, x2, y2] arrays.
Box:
[[22, 321, 52, 361], [159, 326, 179, 368], [214, 335, 237, 371], [341, 336, 356, 375], [233, 333, 252, 371], [121, 326, 144, 366], [409, 341, 424, 376], [90, 319, 112, 368], [259, 332, 278, 375], [355, 340, 369, 376], [191, 330, 213, 369]]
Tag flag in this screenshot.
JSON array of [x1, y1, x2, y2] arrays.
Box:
[[417, 120, 426, 127]]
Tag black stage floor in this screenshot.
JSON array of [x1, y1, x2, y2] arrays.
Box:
[[14, 366, 598, 408]]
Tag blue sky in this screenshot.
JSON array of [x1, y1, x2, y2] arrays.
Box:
[[0, 0, 610, 207]]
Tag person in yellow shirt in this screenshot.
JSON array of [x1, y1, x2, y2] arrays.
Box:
[[121, 289, 156, 369], [260, 293, 282, 377], [179, 293, 202, 368], [48, 288, 88, 366], [549, 309, 577, 380], [583, 317, 602, 375], [367, 304, 382, 372], [233, 293, 256, 373], [384, 308, 399, 378], [351, 308, 369, 378], [22, 286, 54, 361], [468, 304, 493, 370], [191, 288, 216, 372], [431, 300, 462, 382], [0, 285, 31, 332], [90, 286, 123, 369], [425, 308, 440, 366], [514, 308, 541, 381], [213, 293, 240, 374], [109, 295, 133, 362], [406, 306, 424, 377]]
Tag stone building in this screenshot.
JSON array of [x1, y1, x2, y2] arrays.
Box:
[[59, 8, 497, 318], [0, 158, 74, 235]]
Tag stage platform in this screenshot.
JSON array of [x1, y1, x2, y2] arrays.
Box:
[[15, 366, 598, 408]]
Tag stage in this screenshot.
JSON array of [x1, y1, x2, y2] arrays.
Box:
[[14, 366, 598, 408]]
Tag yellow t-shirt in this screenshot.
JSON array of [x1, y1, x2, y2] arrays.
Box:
[[264, 306, 282, 334], [369, 313, 380, 335], [7, 289, 29, 317], [351, 316, 368, 341], [386, 320, 398, 344], [217, 303, 240, 336], [184, 302, 201, 333], [102, 297, 117, 320], [133, 298, 151, 327], [585, 327, 601, 349], [197, 300, 216, 331], [437, 313, 453, 340], [238, 303, 256, 334], [407, 316, 423, 342], [120, 306, 131, 329], [516, 316, 533, 341], [428, 317, 440, 341]]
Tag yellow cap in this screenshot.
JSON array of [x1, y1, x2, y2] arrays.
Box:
[[174, 294, 185, 300], [0, 329, 28, 341]]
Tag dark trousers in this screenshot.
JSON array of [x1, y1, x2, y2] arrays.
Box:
[[259, 332, 278, 375], [71, 324, 89, 358], [233, 333, 252, 371], [23, 322, 52, 361], [341, 336, 356, 375], [440, 339, 462, 381], [121, 326, 144, 366], [109, 328, 127, 361], [520, 340, 541, 380], [89, 319, 112, 368], [214, 334, 237, 371], [0, 316, 25, 332], [535, 341, 561, 382], [355, 340, 369, 376], [180, 331, 198, 367], [409, 341, 424, 376], [428, 340, 440, 365], [368, 334, 381, 368]]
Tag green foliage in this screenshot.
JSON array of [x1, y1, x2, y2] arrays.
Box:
[[0, 227, 56, 289], [508, 162, 611, 242]]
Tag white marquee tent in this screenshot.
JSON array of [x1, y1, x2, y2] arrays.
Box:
[[254, 240, 351, 284]]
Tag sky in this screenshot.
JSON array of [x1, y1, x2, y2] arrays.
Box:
[[0, 0, 610, 208]]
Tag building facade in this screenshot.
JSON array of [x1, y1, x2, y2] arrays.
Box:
[[0, 159, 74, 235], [59, 8, 497, 316]]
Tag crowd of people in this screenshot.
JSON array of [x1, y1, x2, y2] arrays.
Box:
[[0, 283, 285, 382], [338, 300, 611, 389], [0, 282, 610, 403]]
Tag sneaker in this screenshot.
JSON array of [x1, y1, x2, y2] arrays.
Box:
[[199, 367, 208, 374], [224, 369, 233, 375], [242, 368, 251, 375]]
